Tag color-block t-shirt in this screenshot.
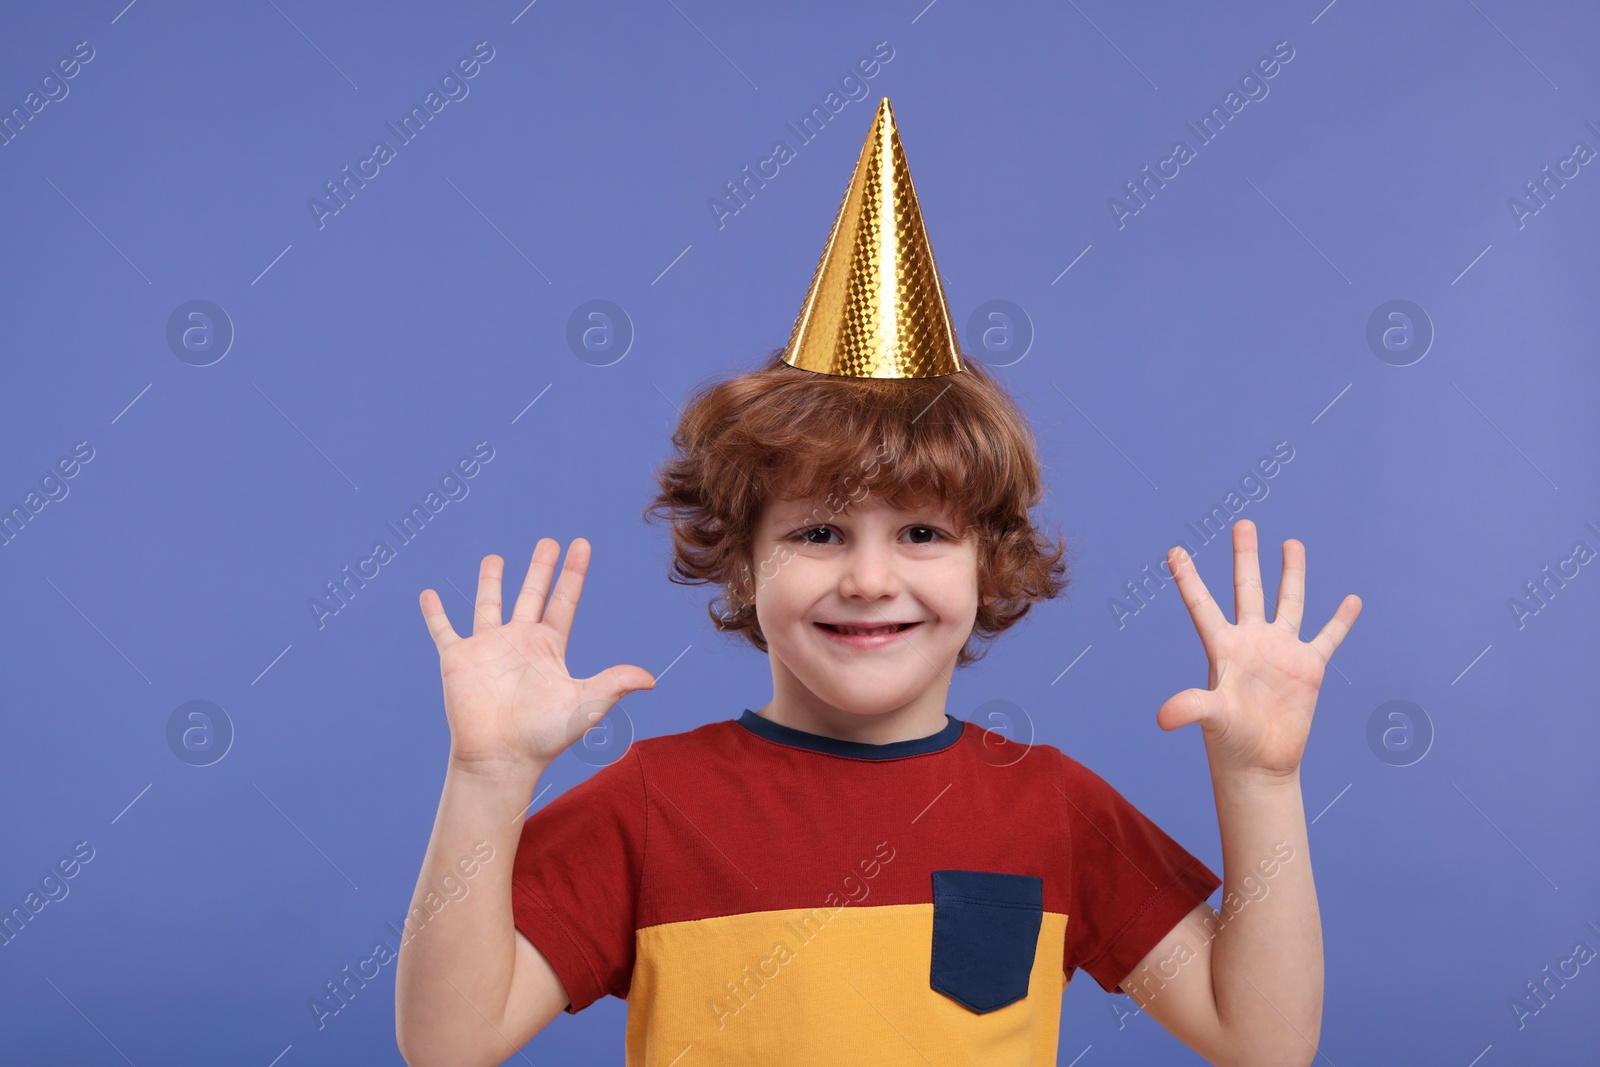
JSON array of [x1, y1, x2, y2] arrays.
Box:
[[510, 710, 1221, 1065]]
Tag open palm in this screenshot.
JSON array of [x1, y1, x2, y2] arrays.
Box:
[[418, 537, 656, 775], [1157, 520, 1361, 778]]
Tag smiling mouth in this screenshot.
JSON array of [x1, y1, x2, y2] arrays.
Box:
[[816, 622, 921, 636]]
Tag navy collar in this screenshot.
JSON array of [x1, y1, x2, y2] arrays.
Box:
[[736, 709, 965, 759]]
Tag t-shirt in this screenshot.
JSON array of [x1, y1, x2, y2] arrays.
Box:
[[510, 709, 1221, 1064]]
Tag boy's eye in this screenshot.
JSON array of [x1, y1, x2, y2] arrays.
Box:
[[795, 526, 837, 545], [792, 525, 944, 545]]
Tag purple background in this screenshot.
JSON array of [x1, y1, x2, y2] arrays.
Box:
[[2, 0, 1596, 1063]]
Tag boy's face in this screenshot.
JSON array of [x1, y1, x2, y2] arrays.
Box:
[[748, 492, 989, 720]]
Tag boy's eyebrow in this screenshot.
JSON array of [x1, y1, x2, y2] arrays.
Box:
[[772, 502, 956, 524]]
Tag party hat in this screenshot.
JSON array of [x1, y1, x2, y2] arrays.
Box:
[[781, 97, 964, 378]]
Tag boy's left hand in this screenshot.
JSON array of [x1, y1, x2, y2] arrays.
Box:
[[1157, 519, 1362, 780]]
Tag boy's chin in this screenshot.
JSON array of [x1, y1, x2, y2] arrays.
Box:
[[794, 675, 937, 718]]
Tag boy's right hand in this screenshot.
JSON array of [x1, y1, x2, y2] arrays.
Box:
[[418, 537, 656, 777]]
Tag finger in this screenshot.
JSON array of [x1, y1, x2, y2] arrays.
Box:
[[1308, 594, 1362, 664], [541, 538, 591, 640], [419, 589, 461, 652], [1157, 687, 1222, 732], [590, 664, 658, 702], [472, 554, 505, 636], [510, 538, 561, 623], [1274, 539, 1306, 637], [1233, 519, 1265, 623], [1167, 545, 1229, 648]]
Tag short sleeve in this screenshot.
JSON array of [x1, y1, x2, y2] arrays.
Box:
[[510, 745, 647, 1014], [1057, 751, 1221, 995]]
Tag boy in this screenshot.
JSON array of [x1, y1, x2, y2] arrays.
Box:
[[394, 99, 1361, 1066]]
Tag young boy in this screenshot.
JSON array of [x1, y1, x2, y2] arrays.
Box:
[[394, 99, 1361, 1066]]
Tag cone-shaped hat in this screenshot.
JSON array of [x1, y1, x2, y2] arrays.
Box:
[[781, 98, 963, 378]]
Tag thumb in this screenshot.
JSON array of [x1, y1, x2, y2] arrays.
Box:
[[592, 664, 657, 702], [1157, 687, 1220, 733]]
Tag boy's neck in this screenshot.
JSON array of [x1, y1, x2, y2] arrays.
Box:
[[751, 684, 953, 746]]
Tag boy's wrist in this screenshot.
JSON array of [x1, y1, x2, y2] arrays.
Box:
[[445, 750, 549, 793], [1210, 760, 1303, 794]]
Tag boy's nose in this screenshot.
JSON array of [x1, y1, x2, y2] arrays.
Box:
[[839, 543, 901, 601]]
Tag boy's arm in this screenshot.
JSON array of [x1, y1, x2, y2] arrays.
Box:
[[1126, 521, 1359, 1067], [394, 760, 570, 1067], [1118, 768, 1319, 1067], [396, 542, 657, 1065]]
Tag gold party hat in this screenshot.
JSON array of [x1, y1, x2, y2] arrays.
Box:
[[781, 97, 964, 378]]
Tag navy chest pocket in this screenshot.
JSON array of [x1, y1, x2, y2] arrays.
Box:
[[929, 870, 1044, 1013]]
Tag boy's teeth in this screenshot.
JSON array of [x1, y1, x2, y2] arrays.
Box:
[[835, 624, 903, 635]]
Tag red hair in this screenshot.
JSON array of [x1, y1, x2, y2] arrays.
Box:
[[642, 349, 1073, 667]]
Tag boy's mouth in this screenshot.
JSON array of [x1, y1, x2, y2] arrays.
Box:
[[815, 621, 921, 636]]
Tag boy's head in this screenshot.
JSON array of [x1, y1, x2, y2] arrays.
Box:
[[643, 349, 1072, 706]]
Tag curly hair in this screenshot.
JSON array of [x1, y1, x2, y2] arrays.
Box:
[[641, 348, 1074, 667]]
